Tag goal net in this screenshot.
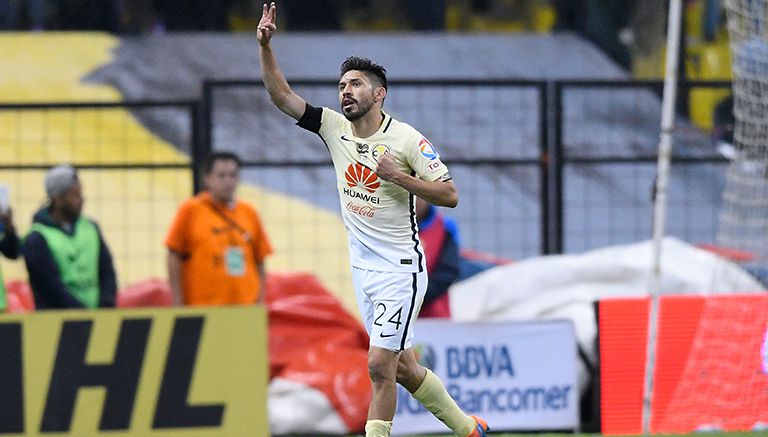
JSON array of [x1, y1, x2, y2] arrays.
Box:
[[650, 295, 768, 433], [717, 0, 768, 282]]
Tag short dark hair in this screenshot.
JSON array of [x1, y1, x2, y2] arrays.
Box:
[[202, 151, 242, 175], [340, 56, 387, 90]]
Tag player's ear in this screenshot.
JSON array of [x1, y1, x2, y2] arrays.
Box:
[[375, 87, 387, 103]]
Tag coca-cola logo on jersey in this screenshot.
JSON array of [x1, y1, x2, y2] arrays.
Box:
[[346, 202, 375, 218], [345, 163, 380, 193]]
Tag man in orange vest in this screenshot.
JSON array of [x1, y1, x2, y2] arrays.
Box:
[[166, 151, 273, 306]]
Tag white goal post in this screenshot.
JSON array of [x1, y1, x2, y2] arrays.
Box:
[[646, 0, 684, 433], [645, 1, 767, 433]]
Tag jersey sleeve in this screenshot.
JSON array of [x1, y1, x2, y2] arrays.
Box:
[[318, 107, 347, 141], [297, 104, 348, 154], [407, 135, 450, 182], [297, 103, 323, 133]]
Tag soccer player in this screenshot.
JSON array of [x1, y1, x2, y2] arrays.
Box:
[[257, 3, 489, 437]]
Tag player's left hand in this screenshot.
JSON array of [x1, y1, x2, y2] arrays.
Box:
[[375, 153, 403, 183]]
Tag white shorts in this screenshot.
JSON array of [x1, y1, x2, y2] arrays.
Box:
[[352, 266, 427, 351]]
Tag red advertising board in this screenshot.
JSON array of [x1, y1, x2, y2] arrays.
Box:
[[599, 294, 768, 434]]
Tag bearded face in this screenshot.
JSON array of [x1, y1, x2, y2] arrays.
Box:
[[338, 70, 383, 121]]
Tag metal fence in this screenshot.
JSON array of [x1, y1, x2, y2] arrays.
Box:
[[0, 80, 734, 292], [0, 101, 198, 287], [553, 80, 730, 253], [203, 78, 731, 258]]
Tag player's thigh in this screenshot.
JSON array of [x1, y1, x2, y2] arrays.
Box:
[[352, 266, 375, 335], [366, 270, 426, 351]]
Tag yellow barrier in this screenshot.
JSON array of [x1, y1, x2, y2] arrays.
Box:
[[0, 306, 269, 436]]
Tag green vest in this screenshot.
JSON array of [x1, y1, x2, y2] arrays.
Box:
[[30, 218, 100, 308]]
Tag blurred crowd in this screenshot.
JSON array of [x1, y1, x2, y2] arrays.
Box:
[[0, 0, 728, 76], [0, 0, 631, 35], [0, 0, 239, 33]]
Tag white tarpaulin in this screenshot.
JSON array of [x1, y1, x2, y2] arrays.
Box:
[[448, 237, 766, 391]]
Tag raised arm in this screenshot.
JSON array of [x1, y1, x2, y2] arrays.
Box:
[[258, 2, 306, 120]]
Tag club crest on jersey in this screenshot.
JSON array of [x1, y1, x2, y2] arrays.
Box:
[[345, 163, 380, 193], [372, 144, 390, 162], [341, 135, 369, 153], [419, 138, 439, 160]]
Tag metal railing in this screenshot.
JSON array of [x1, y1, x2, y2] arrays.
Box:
[[0, 80, 734, 290]]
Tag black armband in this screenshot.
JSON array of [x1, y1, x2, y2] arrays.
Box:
[[297, 103, 323, 133]]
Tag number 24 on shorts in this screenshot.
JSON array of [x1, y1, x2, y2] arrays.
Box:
[[374, 303, 403, 338]]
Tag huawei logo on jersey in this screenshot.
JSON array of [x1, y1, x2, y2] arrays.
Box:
[[345, 163, 380, 193]]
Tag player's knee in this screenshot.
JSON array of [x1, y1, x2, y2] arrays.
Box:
[[368, 355, 396, 385], [368, 363, 390, 385]]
